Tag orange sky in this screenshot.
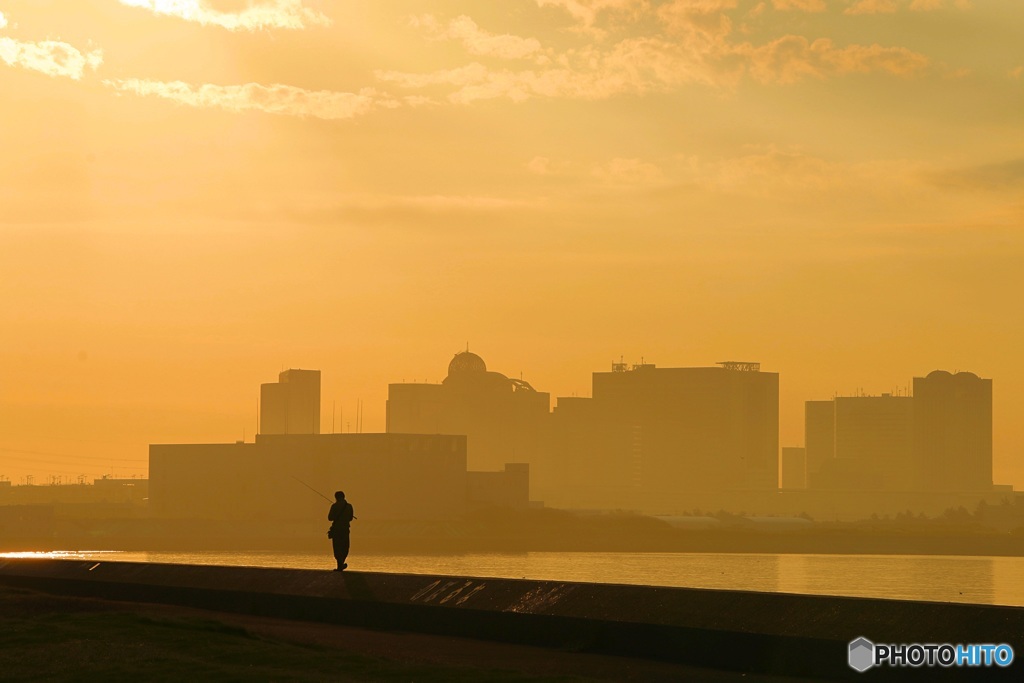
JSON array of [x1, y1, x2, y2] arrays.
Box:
[[1, 0, 1022, 486]]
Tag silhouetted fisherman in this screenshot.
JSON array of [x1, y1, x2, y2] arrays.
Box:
[[328, 491, 355, 571]]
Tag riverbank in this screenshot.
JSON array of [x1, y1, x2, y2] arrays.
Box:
[[2, 584, 778, 682], [2, 558, 1022, 680]]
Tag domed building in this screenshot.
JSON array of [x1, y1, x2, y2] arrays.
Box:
[[913, 370, 992, 491], [387, 350, 551, 477], [804, 369, 993, 495], [447, 350, 487, 375]]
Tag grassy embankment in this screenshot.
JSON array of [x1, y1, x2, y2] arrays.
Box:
[[0, 586, 578, 682]]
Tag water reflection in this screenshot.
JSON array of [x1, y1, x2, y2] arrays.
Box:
[[786, 555, 995, 605], [3, 550, 1021, 607]]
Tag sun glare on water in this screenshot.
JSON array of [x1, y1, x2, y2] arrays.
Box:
[[0, 551, 123, 560]]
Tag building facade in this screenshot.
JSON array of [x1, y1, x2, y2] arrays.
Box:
[[154, 367, 532, 525], [260, 369, 321, 435], [387, 352, 550, 474], [802, 371, 992, 494], [150, 433, 472, 522], [546, 361, 779, 511], [780, 447, 807, 490], [913, 370, 992, 492]]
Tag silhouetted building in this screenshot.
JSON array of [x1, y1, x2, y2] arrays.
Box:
[[804, 400, 834, 489], [154, 368, 532, 525], [151, 434, 471, 521], [387, 351, 550, 474], [804, 371, 993, 494], [468, 463, 530, 508], [780, 447, 807, 490], [260, 369, 321, 435], [546, 394, 641, 508], [806, 395, 914, 490], [914, 370, 992, 492], [547, 361, 779, 510]]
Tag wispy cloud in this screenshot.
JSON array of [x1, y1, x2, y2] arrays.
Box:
[[845, 0, 899, 15], [738, 35, 928, 83], [535, 0, 650, 31], [773, 0, 827, 11], [0, 11, 103, 79], [538, 147, 926, 196], [592, 157, 665, 185], [925, 158, 1024, 191], [411, 15, 547, 62], [382, 2, 929, 104], [104, 79, 395, 119], [847, 0, 968, 12], [377, 37, 721, 104], [118, 0, 331, 32]]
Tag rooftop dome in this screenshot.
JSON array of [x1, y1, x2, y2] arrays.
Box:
[[448, 351, 486, 376]]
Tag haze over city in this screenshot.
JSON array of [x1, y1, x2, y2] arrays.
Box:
[[2, 0, 1023, 489]]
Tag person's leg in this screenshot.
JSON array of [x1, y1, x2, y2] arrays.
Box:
[[338, 532, 350, 568], [332, 536, 345, 570]]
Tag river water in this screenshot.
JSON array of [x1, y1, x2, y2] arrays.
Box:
[[5, 550, 1024, 607]]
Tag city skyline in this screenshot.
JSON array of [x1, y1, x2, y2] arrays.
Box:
[[0, 350, 1010, 488], [3, 2, 1023, 486]]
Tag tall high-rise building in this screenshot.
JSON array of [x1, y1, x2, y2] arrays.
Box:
[[804, 400, 835, 489], [806, 395, 914, 490], [913, 371, 992, 492], [837, 395, 914, 490], [546, 395, 641, 508], [804, 370, 992, 493], [547, 361, 779, 509], [780, 447, 807, 490], [260, 369, 321, 435]]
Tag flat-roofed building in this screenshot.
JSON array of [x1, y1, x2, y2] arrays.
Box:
[[150, 433, 470, 522], [260, 369, 321, 435], [803, 370, 992, 494], [804, 400, 835, 489], [780, 447, 807, 490], [806, 395, 915, 490], [546, 361, 779, 511]]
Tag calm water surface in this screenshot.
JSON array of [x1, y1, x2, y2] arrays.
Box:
[[6, 550, 1024, 607]]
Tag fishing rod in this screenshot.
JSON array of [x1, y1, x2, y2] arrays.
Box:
[[291, 476, 333, 503], [292, 477, 358, 519]]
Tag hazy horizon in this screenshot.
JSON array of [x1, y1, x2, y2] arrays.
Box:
[[2, 1, 1023, 487]]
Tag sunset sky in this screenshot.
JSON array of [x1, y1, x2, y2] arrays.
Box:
[[1, 1, 1022, 486]]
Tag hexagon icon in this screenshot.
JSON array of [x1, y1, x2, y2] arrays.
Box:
[[849, 637, 875, 672]]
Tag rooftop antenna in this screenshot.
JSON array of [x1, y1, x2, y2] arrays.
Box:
[[332, 400, 336, 434]]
